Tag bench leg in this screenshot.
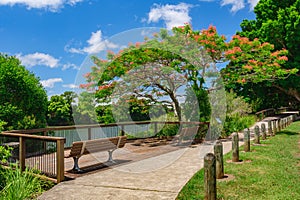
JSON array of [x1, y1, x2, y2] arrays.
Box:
[[107, 150, 116, 163], [72, 157, 82, 172]]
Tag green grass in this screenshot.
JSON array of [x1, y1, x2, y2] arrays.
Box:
[[177, 121, 300, 200]]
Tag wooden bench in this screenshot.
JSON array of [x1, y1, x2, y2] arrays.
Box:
[[175, 126, 200, 145], [65, 136, 127, 172]]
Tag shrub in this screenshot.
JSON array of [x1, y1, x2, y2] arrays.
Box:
[[0, 146, 11, 163], [222, 90, 255, 137], [222, 115, 256, 137], [0, 167, 45, 200], [156, 124, 180, 137]]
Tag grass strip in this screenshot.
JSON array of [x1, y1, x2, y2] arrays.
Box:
[[177, 121, 300, 200]]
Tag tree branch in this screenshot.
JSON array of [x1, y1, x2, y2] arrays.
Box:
[[272, 84, 300, 102]]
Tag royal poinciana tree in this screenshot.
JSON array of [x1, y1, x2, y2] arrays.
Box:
[[81, 24, 297, 122], [237, 0, 300, 107], [82, 26, 219, 122]]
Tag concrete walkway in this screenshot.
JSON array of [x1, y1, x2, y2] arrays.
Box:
[[38, 116, 288, 200]]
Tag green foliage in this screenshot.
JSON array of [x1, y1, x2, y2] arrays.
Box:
[[0, 103, 23, 130], [0, 120, 6, 132], [73, 91, 97, 124], [47, 91, 76, 126], [222, 91, 255, 136], [0, 54, 48, 130], [182, 87, 211, 122], [80, 23, 298, 124], [238, 0, 300, 104], [0, 146, 11, 163], [226, 90, 252, 117], [156, 124, 179, 137], [82, 26, 220, 122], [17, 115, 41, 130], [95, 105, 115, 124], [223, 115, 256, 137], [0, 167, 45, 200]]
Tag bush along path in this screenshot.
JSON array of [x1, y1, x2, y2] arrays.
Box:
[[177, 119, 300, 200]]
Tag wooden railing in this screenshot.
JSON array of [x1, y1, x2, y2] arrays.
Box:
[[0, 132, 65, 183], [255, 108, 276, 120], [7, 121, 209, 135], [1, 121, 209, 182], [255, 107, 294, 120], [6, 121, 209, 147]]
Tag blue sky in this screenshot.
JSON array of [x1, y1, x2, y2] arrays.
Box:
[[0, 0, 258, 97]]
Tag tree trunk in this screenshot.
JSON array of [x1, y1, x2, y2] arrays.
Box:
[[170, 94, 182, 121], [273, 84, 300, 102]]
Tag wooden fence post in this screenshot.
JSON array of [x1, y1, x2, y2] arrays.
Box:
[[290, 115, 294, 124], [214, 141, 224, 179], [261, 123, 266, 140], [278, 119, 283, 131], [292, 114, 297, 121], [19, 136, 26, 171], [244, 128, 250, 152], [254, 125, 260, 144], [272, 120, 277, 135], [288, 116, 292, 125], [232, 133, 239, 162], [268, 121, 273, 136], [56, 139, 65, 183], [277, 119, 281, 132], [204, 153, 216, 200]]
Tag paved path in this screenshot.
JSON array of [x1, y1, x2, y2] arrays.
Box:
[[38, 116, 289, 200]]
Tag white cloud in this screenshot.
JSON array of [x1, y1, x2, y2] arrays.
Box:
[[66, 30, 119, 54], [63, 84, 78, 89], [147, 3, 192, 30], [221, 0, 259, 12], [40, 78, 63, 88], [0, 0, 84, 11], [247, 0, 259, 10], [16, 52, 78, 70], [17, 52, 59, 68], [221, 0, 245, 13], [62, 63, 79, 70]]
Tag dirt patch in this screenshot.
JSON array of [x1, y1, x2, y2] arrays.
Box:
[[226, 160, 252, 164], [241, 150, 256, 153], [217, 174, 235, 182]]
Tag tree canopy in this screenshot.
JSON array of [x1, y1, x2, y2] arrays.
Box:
[[47, 91, 76, 126], [80, 23, 298, 122], [81, 27, 220, 122], [0, 54, 48, 130], [238, 0, 300, 105]]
